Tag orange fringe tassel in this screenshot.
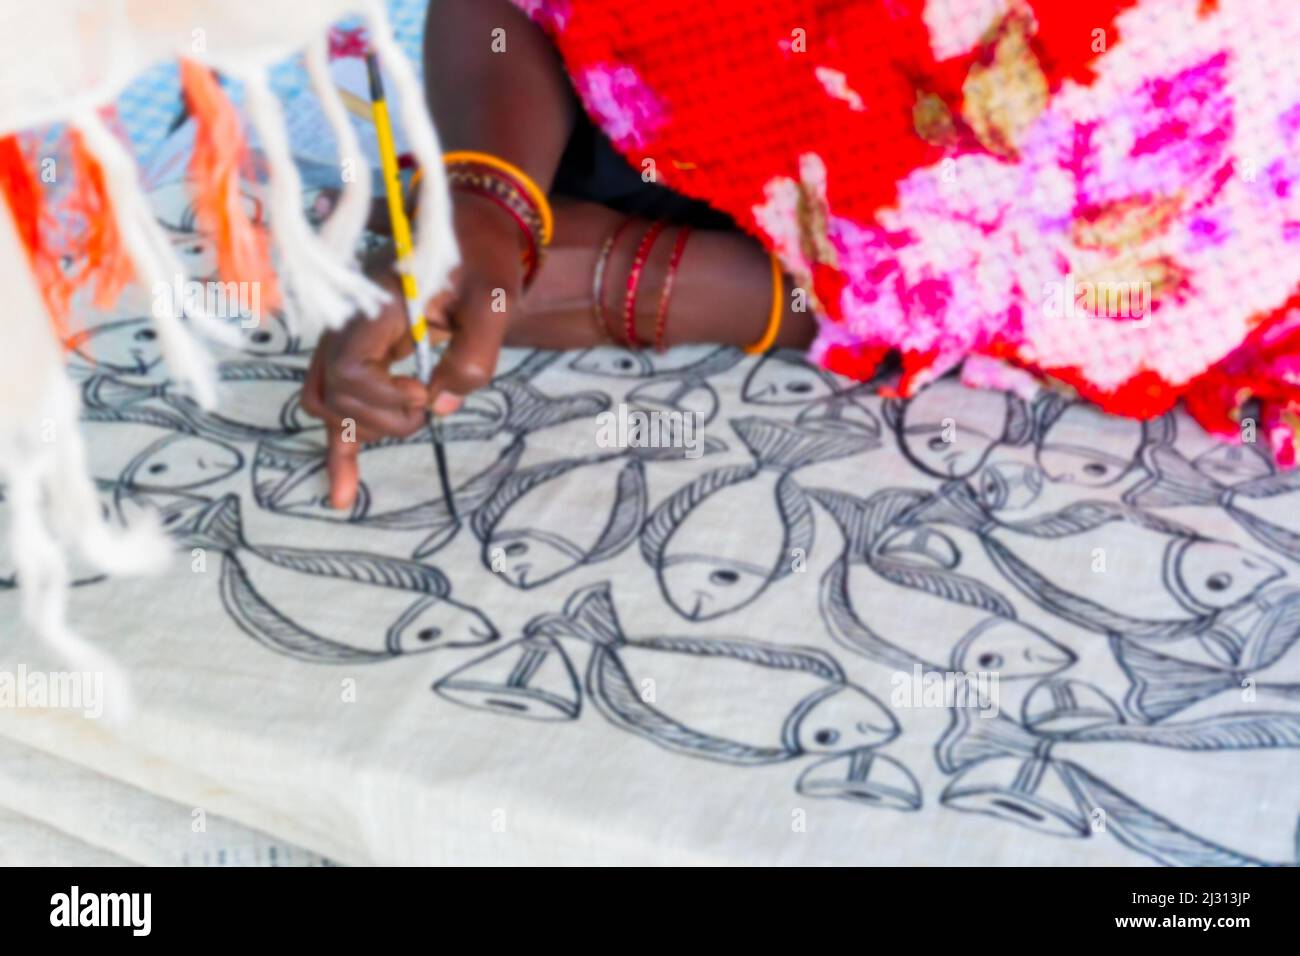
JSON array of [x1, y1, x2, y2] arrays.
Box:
[[67, 127, 136, 311], [0, 134, 76, 341], [179, 59, 280, 314]]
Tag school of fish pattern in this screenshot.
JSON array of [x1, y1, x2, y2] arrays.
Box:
[[9, 179, 1300, 865]]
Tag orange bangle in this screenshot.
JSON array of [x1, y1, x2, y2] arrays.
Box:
[[745, 253, 785, 354], [442, 150, 553, 245]]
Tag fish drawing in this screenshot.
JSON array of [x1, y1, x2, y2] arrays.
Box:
[[1125, 444, 1300, 564], [525, 583, 899, 764], [1032, 393, 1171, 487], [67, 318, 166, 378], [1192, 441, 1277, 484], [569, 344, 736, 380], [79, 402, 244, 492], [642, 416, 878, 620], [473, 418, 706, 588], [937, 702, 1300, 865], [903, 480, 1285, 642], [975, 460, 1045, 512], [178, 494, 497, 661], [223, 311, 303, 358], [812, 487, 1075, 676], [83, 362, 310, 443], [882, 378, 1033, 478], [253, 365, 605, 555], [1018, 677, 1128, 736], [741, 349, 848, 405], [252, 425, 523, 547], [795, 387, 882, 437], [1113, 602, 1300, 721], [623, 347, 742, 430], [795, 749, 923, 811], [433, 631, 582, 721]]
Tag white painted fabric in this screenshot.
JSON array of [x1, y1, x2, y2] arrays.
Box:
[[3, 157, 1299, 863], [0, 735, 330, 866]]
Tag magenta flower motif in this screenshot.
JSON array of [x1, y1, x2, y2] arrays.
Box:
[[573, 63, 665, 151], [810, 39, 1300, 395], [508, 0, 570, 33]]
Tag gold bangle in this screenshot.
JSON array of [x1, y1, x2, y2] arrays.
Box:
[[745, 253, 785, 354], [442, 150, 553, 245]]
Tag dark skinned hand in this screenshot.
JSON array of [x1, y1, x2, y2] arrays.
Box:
[[302, 194, 525, 510]]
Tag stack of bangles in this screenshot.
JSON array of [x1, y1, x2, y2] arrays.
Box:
[[440, 150, 554, 287], [591, 219, 785, 354]]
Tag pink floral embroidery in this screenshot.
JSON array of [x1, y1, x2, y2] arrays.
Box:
[[812, 42, 1300, 396], [573, 64, 665, 151], [508, 0, 570, 34]]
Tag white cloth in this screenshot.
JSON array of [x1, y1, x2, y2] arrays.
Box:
[[3, 155, 1300, 862]]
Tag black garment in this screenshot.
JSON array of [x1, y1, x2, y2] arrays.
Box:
[[552, 108, 735, 231]]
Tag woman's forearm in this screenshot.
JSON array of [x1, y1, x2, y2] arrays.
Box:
[[424, 0, 575, 195]]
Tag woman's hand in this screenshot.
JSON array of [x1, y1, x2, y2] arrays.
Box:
[[301, 193, 525, 510]]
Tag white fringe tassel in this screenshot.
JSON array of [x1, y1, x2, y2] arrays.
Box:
[[363, 0, 460, 310], [235, 64, 388, 336], [71, 110, 230, 408], [306, 34, 372, 257]]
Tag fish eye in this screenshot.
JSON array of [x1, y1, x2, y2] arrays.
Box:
[[617, 358, 635, 370], [504, 542, 528, 557], [417, 627, 442, 643], [785, 381, 813, 394], [164, 513, 181, 526], [927, 436, 948, 451], [1206, 572, 1232, 592], [148, 462, 168, 474], [709, 569, 740, 586], [1083, 462, 1107, 477], [813, 728, 839, 746], [250, 330, 272, 344], [134, 329, 157, 342], [977, 652, 1003, 669], [186, 244, 204, 255]]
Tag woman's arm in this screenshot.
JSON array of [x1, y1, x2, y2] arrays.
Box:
[[303, 0, 578, 508]]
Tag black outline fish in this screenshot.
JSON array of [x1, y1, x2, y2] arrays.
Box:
[[1032, 392, 1172, 488], [903, 481, 1285, 642], [642, 416, 878, 620], [938, 704, 1300, 865], [80, 402, 244, 492], [1113, 632, 1300, 722], [526, 583, 899, 764], [812, 487, 1075, 676], [742, 349, 848, 405], [1126, 444, 1300, 564], [433, 632, 582, 722], [883, 379, 1033, 479], [795, 749, 922, 811], [178, 494, 497, 662]]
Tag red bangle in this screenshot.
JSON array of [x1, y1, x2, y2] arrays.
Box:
[[461, 185, 541, 287], [593, 219, 634, 345], [653, 226, 691, 352], [624, 221, 667, 349], [446, 162, 546, 287]]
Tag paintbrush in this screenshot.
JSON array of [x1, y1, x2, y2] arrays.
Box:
[[363, 51, 457, 525]]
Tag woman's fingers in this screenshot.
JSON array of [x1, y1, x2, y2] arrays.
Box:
[[328, 360, 428, 415], [426, 282, 512, 412], [326, 422, 362, 510]]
